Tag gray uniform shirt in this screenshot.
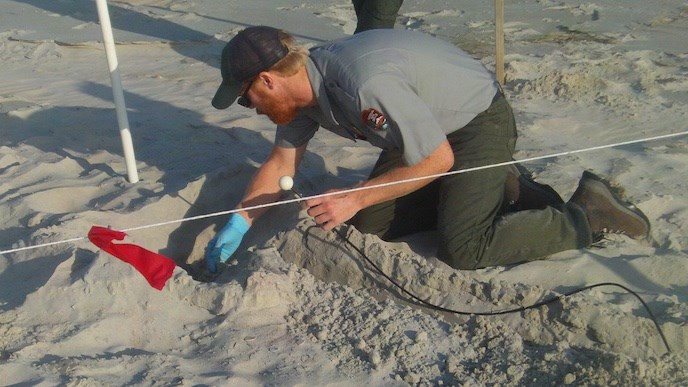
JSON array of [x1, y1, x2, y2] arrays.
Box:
[[275, 29, 499, 166]]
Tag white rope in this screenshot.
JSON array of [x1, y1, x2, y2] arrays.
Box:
[[1, 129, 687, 256], [1, 237, 88, 255]]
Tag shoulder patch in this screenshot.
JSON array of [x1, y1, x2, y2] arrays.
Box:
[[361, 108, 389, 131]]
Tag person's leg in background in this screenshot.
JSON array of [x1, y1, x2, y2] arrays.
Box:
[[352, 0, 404, 34]]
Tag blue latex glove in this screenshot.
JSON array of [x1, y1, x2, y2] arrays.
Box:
[[205, 213, 249, 273]]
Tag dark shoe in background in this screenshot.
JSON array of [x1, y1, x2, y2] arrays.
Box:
[[504, 164, 564, 212]]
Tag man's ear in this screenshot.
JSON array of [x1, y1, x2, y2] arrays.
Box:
[[258, 72, 273, 89]]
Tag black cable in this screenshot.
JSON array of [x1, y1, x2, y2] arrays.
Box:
[[332, 226, 672, 354], [288, 186, 670, 353]]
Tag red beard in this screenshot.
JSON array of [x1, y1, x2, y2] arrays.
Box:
[[257, 95, 299, 125]]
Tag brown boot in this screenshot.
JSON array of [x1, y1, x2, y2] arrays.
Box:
[[504, 164, 564, 211], [569, 171, 650, 241]]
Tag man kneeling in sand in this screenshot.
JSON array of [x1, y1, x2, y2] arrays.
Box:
[[204, 26, 650, 273]]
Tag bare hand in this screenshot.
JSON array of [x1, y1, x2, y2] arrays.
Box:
[[305, 189, 360, 231]]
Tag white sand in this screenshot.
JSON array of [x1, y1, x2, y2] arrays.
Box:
[[1, 0, 687, 385]]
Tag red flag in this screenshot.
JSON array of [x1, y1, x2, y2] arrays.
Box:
[[88, 226, 176, 290]]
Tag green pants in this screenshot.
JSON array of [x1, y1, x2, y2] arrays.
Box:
[[352, 0, 404, 34], [351, 94, 593, 269]]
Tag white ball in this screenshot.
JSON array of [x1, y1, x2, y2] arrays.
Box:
[[278, 175, 294, 191]]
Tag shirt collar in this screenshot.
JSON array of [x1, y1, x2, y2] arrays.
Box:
[[305, 57, 339, 125]]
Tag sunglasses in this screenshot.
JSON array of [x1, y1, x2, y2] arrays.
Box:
[[236, 77, 257, 108]]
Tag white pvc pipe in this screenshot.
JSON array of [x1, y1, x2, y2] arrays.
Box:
[[95, 0, 139, 183]]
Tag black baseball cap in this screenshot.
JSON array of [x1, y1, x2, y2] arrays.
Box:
[[212, 26, 289, 109]]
